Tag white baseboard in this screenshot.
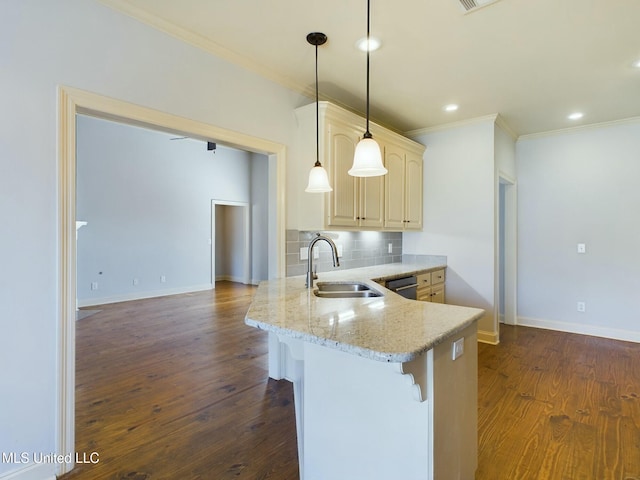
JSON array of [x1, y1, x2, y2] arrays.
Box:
[[518, 316, 640, 343], [477, 329, 500, 345], [78, 284, 213, 308], [0, 462, 55, 480]]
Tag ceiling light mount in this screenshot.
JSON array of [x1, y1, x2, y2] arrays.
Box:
[[306, 32, 327, 48]]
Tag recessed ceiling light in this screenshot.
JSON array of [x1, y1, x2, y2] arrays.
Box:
[[568, 112, 584, 120], [355, 36, 381, 52], [444, 104, 459, 112]]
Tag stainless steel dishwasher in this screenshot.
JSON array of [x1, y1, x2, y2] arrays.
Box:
[[385, 275, 418, 300]]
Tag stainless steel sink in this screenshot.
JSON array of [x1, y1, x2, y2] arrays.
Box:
[[314, 282, 383, 298], [316, 282, 372, 292]]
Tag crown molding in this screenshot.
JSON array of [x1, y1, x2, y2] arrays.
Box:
[[406, 114, 499, 138], [495, 114, 518, 141], [517, 115, 640, 142]]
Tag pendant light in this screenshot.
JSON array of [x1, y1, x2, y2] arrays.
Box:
[[305, 32, 332, 193], [348, 0, 387, 177]]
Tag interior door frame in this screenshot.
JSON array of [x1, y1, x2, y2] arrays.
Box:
[[211, 200, 251, 286], [496, 171, 518, 331], [57, 85, 286, 475]]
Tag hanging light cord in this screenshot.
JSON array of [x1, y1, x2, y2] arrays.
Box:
[[314, 42, 322, 167], [364, 0, 372, 139]]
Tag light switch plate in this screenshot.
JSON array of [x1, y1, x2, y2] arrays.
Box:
[[577, 243, 586, 253]]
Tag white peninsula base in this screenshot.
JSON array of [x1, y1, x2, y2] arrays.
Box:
[[272, 322, 478, 480]]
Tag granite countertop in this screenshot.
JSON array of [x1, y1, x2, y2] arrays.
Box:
[[244, 262, 484, 363]]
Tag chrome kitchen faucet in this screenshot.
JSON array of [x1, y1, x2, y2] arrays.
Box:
[[306, 233, 340, 288]]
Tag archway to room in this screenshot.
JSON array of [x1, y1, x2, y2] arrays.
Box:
[[75, 116, 265, 307], [57, 86, 286, 475]]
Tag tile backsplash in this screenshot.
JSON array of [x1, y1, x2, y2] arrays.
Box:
[[286, 230, 402, 277]]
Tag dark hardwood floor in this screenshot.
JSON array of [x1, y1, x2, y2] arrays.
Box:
[[62, 282, 298, 480], [62, 283, 640, 479], [477, 324, 640, 480]]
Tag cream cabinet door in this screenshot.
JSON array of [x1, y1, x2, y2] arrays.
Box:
[[327, 120, 383, 229], [404, 153, 423, 230], [384, 144, 423, 230], [430, 284, 445, 303], [384, 146, 406, 229], [359, 174, 385, 228], [327, 122, 360, 228]]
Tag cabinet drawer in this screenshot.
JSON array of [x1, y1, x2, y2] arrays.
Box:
[[431, 269, 445, 285], [417, 272, 431, 287]]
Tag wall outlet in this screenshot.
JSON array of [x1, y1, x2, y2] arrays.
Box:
[[90, 282, 98, 291], [577, 301, 586, 312], [388, 243, 393, 254], [133, 278, 139, 286], [577, 243, 586, 254], [160, 275, 166, 283], [300, 247, 320, 261], [337, 244, 343, 257], [452, 337, 464, 360]]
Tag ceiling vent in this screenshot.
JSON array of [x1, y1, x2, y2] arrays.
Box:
[[457, 0, 502, 13]]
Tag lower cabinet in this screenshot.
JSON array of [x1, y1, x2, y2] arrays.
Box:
[[417, 269, 446, 303]]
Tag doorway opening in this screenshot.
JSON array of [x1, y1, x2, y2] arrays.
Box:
[[57, 86, 285, 476], [212, 201, 250, 286], [497, 172, 517, 333]]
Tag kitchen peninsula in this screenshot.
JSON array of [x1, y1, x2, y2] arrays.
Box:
[[245, 263, 484, 480]]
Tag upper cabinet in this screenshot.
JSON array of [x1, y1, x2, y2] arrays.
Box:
[[295, 102, 425, 232], [384, 141, 423, 231], [326, 119, 385, 229]]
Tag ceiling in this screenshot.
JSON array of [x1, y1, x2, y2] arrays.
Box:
[[101, 0, 640, 137]]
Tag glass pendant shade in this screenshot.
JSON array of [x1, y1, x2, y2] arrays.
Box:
[[349, 136, 387, 177], [306, 164, 332, 192]]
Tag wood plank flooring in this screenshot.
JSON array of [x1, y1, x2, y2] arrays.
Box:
[[477, 325, 640, 480], [62, 282, 299, 480], [62, 284, 640, 479]]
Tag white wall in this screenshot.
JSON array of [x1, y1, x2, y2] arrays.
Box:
[[77, 115, 258, 305], [495, 124, 518, 326], [251, 152, 270, 282], [0, 1, 305, 477], [404, 119, 497, 340], [516, 121, 640, 341]]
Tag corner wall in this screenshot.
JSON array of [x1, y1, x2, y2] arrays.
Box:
[[404, 119, 498, 342]]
